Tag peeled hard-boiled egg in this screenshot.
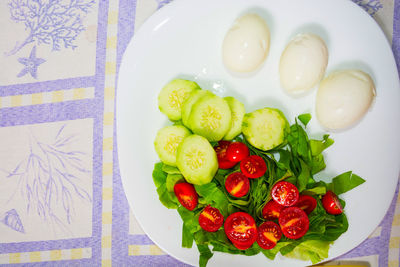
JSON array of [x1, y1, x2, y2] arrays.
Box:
[[279, 33, 328, 96], [316, 70, 376, 130], [222, 13, 270, 73]]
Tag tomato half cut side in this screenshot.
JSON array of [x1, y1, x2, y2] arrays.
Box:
[[257, 221, 282, 250], [295, 195, 317, 215], [271, 181, 299, 207], [225, 172, 250, 198], [226, 142, 249, 162], [224, 212, 257, 249], [214, 140, 237, 169], [173, 182, 198, 211], [322, 190, 343, 215], [240, 155, 267, 178], [198, 205, 224, 232], [279, 207, 309, 239], [262, 200, 284, 220]]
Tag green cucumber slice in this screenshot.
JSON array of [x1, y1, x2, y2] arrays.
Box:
[[158, 79, 200, 121], [154, 125, 191, 166], [223, 96, 246, 140], [188, 94, 232, 142], [176, 135, 218, 185], [242, 108, 289, 151], [181, 90, 213, 127]]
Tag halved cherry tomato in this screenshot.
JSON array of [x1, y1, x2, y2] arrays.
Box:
[[173, 182, 198, 211], [231, 241, 253, 250], [271, 181, 299, 207], [257, 221, 282, 250], [295, 195, 317, 215], [226, 142, 249, 162], [322, 190, 343, 215], [279, 207, 309, 239], [214, 141, 236, 169], [224, 212, 257, 250], [262, 200, 284, 220], [198, 205, 224, 232], [225, 172, 250, 198], [240, 155, 267, 178]]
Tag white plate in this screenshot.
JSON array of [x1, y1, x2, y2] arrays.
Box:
[[116, 0, 400, 266]]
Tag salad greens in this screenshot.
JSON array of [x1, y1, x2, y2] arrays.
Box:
[[152, 114, 365, 266]]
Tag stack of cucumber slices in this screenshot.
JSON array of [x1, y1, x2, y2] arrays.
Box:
[[154, 78, 288, 185]]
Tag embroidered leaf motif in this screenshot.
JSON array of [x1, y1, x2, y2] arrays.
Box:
[[7, 0, 95, 55]]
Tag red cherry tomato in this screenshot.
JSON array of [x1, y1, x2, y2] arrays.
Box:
[[322, 191, 343, 215], [240, 155, 267, 178], [224, 212, 257, 249], [279, 207, 309, 239], [225, 172, 250, 198], [271, 181, 299, 207], [231, 241, 253, 250], [295, 195, 317, 215], [262, 200, 284, 220], [257, 221, 282, 250], [214, 141, 237, 169], [226, 142, 249, 162], [173, 182, 198, 211], [198, 205, 224, 232]]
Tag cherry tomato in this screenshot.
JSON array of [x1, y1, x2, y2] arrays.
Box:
[[295, 195, 317, 215], [262, 200, 284, 220], [214, 141, 237, 169], [322, 191, 343, 215], [271, 181, 299, 207], [240, 155, 267, 178], [173, 182, 198, 211], [198, 205, 224, 232], [224, 212, 257, 249], [279, 207, 309, 239], [257, 221, 282, 250], [231, 241, 253, 250], [225, 172, 250, 198], [226, 142, 249, 162]]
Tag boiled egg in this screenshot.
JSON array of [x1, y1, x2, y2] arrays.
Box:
[[279, 33, 328, 96], [316, 70, 376, 130], [222, 13, 270, 73]]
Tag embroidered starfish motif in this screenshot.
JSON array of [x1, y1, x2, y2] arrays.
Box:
[[17, 46, 46, 79]]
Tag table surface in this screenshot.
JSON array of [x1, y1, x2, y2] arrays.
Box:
[[0, 0, 399, 266]]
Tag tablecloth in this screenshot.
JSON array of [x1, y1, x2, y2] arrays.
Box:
[[0, 0, 399, 266]]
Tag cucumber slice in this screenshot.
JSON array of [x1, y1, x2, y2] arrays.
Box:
[[223, 96, 246, 140], [242, 108, 289, 151], [181, 90, 213, 127], [188, 94, 232, 141], [154, 125, 191, 166], [176, 135, 218, 185], [158, 79, 200, 121]]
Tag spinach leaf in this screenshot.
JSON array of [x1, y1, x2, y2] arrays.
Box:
[[327, 171, 366, 195], [198, 244, 213, 267], [298, 113, 312, 126]]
